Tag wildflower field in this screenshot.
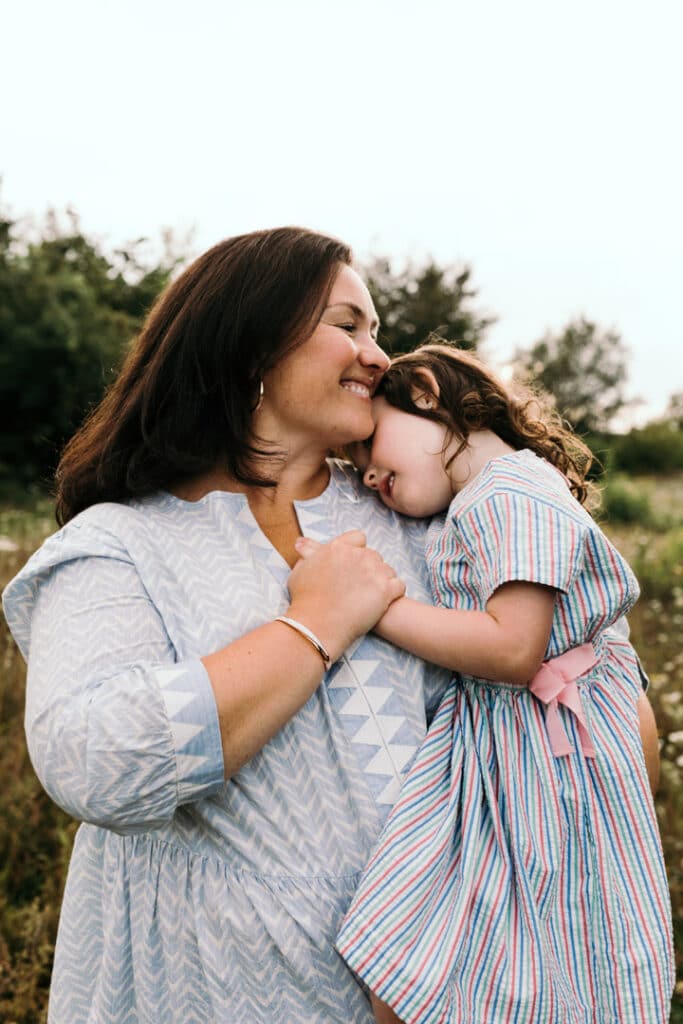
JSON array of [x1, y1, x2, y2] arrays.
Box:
[[1, 477, 682, 1023]]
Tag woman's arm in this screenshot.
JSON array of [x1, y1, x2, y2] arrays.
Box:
[[21, 531, 402, 832], [24, 555, 221, 834], [203, 531, 404, 776], [636, 691, 660, 795], [373, 582, 557, 685]]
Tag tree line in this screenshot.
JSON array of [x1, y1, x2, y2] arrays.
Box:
[[1, 206, 681, 493]]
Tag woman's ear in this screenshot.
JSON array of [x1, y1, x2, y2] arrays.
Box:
[[410, 367, 440, 410]]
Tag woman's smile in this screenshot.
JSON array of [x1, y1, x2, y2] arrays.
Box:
[[340, 377, 374, 399]]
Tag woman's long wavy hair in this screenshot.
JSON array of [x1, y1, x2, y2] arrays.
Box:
[[379, 342, 597, 507], [54, 227, 352, 525]]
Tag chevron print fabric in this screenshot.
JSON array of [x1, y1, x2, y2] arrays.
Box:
[[326, 655, 422, 810], [3, 460, 449, 1022]]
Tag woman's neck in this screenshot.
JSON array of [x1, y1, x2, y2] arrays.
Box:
[[171, 457, 331, 568], [245, 457, 331, 568], [171, 454, 330, 505]]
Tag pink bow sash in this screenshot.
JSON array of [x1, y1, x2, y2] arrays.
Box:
[[529, 643, 598, 758]]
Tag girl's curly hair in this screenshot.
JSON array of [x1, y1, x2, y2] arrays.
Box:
[[378, 342, 598, 508]]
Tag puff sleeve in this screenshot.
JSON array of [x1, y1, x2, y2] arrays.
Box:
[[453, 477, 589, 604]]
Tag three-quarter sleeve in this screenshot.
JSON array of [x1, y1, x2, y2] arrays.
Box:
[[454, 485, 588, 603], [6, 542, 224, 834]]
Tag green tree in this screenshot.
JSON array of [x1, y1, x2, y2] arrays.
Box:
[[513, 317, 630, 434], [0, 207, 182, 489], [362, 257, 493, 354], [610, 393, 683, 475], [663, 391, 683, 429]]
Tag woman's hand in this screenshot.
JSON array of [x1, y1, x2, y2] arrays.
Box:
[[288, 531, 405, 662]]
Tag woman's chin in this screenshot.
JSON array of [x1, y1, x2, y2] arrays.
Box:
[[336, 423, 374, 449]]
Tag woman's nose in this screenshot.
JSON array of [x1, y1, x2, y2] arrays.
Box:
[[359, 335, 390, 373]]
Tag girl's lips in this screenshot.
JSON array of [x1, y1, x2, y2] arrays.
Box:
[[379, 473, 395, 500]]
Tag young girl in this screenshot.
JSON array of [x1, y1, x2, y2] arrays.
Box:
[[332, 345, 674, 1024]]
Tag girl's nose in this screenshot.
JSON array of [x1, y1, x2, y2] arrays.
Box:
[[363, 465, 379, 490]]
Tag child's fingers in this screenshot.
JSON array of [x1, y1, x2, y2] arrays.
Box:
[[294, 536, 321, 558], [295, 530, 367, 559], [335, 529, 367, 547]]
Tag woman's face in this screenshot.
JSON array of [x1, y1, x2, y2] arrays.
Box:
[[259, 265, 390, 451], [352, 397, 455, 517]]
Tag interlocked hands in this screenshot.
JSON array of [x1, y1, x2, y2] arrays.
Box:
[[286, 530, 405, 663]]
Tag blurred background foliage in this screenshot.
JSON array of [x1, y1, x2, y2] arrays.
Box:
[[1, 204, 682, 1020], [2, 204, 682, 498], [0, 207, 181, 491]]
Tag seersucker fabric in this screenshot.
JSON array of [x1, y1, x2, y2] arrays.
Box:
[[337, 450, 674, 1024], [2, 461, 450, 1024]]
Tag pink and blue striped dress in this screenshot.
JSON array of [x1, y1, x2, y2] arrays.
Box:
[[337, 449, 674, 1024]]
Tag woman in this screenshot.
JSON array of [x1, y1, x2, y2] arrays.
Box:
[[2, 227, 450, 1023]]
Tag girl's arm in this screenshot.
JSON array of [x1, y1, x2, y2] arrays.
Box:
[[373, 582, 557, 685]]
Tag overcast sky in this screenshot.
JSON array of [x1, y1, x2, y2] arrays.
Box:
[[3, 0, 682, 424]]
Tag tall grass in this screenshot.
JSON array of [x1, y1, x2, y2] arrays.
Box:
[[1, 479, 683, 1022], [0, 508, 75, 1023]]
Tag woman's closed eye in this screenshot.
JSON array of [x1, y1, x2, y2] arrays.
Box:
[[333, 319, 380, 344]]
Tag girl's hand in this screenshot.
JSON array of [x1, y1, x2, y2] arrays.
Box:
[[288, 531, 405, 662]]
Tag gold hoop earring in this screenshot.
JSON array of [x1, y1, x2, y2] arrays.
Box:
[[253, 380, 264, 413]]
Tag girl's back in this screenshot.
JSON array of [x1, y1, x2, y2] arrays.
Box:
[[428, 448, 639, 656]]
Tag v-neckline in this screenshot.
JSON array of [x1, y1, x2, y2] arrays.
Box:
[[159, 460, 361, 579]]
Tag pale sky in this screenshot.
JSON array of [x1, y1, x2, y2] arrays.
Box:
[[3, 0, 682, 424]]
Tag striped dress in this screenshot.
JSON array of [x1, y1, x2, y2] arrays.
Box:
[[336, 450, 674, 1024]]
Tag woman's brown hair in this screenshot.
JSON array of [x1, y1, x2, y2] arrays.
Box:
[[55, 227, 352, 524], [378, 342, 597, 506]]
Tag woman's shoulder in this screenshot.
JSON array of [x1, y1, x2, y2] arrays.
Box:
[[325, 460, 441, 593], [1, 497, 172, 651], [327, 458, 439, 537], [12, 497, 166, 569]]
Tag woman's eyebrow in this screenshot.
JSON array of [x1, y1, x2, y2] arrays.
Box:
[[325, 302, 380, 333]]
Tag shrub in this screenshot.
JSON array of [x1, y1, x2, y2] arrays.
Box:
[[633, 528, 683, 601], [612, 423, 683, 475], [599, 476, 654, 527]]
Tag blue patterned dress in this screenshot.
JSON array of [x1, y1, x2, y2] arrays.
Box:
[[337, 451, 674, 1024], [2, 461, 449, 1024]]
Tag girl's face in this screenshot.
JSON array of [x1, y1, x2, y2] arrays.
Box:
[[353, 397, 456, 517], [259, 265, 390, 452]]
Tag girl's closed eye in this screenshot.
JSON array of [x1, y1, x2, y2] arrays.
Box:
[[346, 437, 373, 472]]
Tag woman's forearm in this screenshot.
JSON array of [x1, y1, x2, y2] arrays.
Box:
[[205, 532, 406, 777], [24, 530, 403, 826], [202, 620, 331, 777]]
